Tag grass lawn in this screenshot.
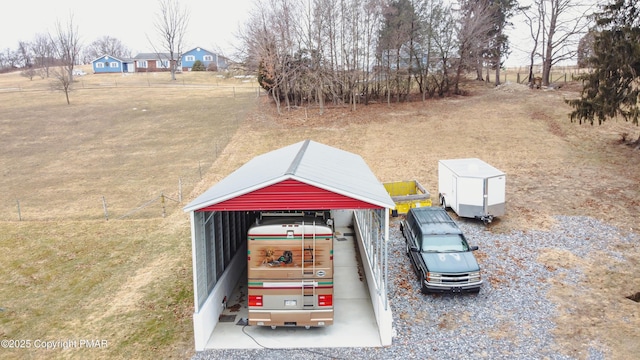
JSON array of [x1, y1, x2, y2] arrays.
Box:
[[0, 69, 259, 359]]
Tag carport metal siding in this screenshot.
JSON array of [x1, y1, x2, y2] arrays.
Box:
[[196, 179, 383, 211], [194, 210, 253, 309]]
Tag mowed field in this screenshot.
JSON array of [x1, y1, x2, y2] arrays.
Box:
[[1, 67, 640, 359], [0, 69, 258, 359]]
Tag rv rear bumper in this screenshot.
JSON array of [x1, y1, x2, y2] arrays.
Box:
[[248, 309, 334, 327]]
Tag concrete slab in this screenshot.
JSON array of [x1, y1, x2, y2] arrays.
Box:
[[204, 229, 382, 350]]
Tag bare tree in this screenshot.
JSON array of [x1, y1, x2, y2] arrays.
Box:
[[50, 14, 81, 105], [151, 0, 189, 81], [429, 2, 457, 96], [17, 41, 33, 68], [31, 33, 56, 78], [525, 0, 594, 86], [520, 1, 541, 87], [455, 0, 495, 93], [84, 36, 131, 63], [240, 0, 286, 113], [378, 0, 419, 103], [1, 48, 20, 71], [237, 0, 485, 112]]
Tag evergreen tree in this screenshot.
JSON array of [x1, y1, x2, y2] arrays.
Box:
[[566, 0, 640, 137], [191, 60, 206, 71]]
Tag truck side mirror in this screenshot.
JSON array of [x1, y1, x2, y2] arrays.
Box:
[[470, 245, 479, 251]]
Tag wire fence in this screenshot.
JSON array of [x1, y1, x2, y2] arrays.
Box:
[[495, 66, 591, 86], [4, 123, 245, 222], [1, 75, 266, 222], [0, 82, 263, 99], [0, 73, 263, 98], [9, 161, 217, 222]]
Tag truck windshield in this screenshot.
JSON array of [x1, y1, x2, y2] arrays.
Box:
[[421, 234, 468, 252]]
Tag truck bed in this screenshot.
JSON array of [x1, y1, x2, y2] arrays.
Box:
[[383, 180, 432, 216]]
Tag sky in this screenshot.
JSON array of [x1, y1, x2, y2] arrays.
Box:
[[0, 0, 254, 59], [0, 0, 551, 67]]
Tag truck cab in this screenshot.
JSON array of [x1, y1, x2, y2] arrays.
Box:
[[400, 207, 482, 294]]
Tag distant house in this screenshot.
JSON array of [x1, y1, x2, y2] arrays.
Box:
[[181, 47, 229, 71], [133, 53, 172, 72], [92, 55, 135, 74]]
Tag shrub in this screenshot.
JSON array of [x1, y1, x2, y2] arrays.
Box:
[[192, 60, 206, 71]]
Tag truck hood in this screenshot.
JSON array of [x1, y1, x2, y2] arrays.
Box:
[[421, 252, 480, 273]]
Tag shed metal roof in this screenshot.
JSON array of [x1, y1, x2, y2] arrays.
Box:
[[183, 140, 395, 212]]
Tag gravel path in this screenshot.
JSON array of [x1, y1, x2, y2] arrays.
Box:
[[192, 216, 637, 360]]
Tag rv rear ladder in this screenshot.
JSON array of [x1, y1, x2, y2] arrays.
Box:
[[301, 221, 317, 306]]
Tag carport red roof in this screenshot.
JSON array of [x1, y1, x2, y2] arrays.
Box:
[[183, 140, 395, 212]]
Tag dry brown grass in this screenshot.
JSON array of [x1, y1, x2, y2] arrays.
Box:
[[0, 69, 258, 359], [1, 68, 639, 359], [209, 79, 640, 359]]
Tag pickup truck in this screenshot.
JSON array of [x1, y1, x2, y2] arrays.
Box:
[[400, 206, 482, 294]]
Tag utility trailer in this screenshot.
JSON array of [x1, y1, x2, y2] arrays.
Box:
[[383, 180, 432, 217], [438, 158, 506, 224]]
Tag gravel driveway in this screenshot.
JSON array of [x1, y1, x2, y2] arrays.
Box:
[[192, 215, 636, 360]]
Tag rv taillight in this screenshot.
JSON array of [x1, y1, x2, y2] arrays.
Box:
[[248, 295, 263, 307], [318, 294, 333, 306]]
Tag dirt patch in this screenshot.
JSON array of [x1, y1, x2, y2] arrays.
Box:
[[83, 254, 175, 327]]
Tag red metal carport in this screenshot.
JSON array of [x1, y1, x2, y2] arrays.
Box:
[[183, 140, 395, 351]]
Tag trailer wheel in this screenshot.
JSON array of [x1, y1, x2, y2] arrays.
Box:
[[440, 197, 447, 209], [271, 325, 277, 330]]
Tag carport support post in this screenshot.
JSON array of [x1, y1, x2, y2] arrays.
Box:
[[384, 207, 389, 310]]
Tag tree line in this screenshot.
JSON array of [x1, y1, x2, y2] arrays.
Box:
[[3, 0, 638, 141], [1, 0, 190, 104], [0, 34, 130, 76], [236, 0, 604, 113]]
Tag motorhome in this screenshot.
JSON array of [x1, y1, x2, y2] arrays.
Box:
[[247, 213, 334, 329]]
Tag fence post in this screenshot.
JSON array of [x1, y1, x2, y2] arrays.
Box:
[[102, 196, 109, 221], [161, 193, 166, 218], [16, 199, 21, 221]]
